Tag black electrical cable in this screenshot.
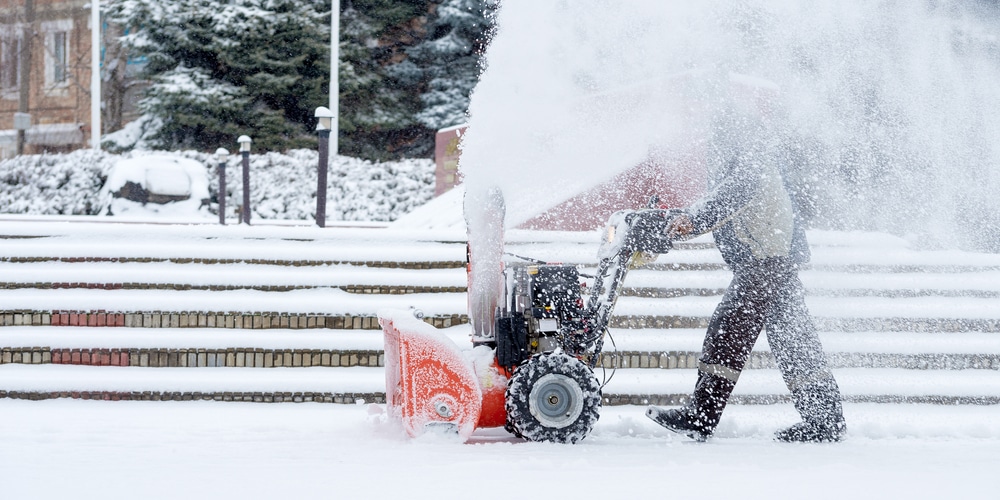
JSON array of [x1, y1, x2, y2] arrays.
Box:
[[598, 328, 618, 390]]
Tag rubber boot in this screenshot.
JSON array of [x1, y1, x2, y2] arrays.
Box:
[[775, 377, 846, 443], [646, 371, 736, 441]]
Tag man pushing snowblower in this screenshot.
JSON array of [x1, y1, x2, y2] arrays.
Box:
[[645, 108, 847, 443], [379, 103, 844, 444]]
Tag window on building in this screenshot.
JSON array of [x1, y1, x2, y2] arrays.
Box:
[[0, 35, 19, 91], [53, 31, 68, 84], [41, 20, 73, 88]]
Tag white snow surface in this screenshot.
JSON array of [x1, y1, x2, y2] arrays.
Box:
[[1, 400, 998, 499], [3, 208, 1000, 499]]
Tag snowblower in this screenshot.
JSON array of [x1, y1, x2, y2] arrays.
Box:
[[379, 191, 679, 443]]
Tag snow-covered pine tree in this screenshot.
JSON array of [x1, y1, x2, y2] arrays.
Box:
[[337, 1, 427, 160], [105, 0, 496, 159], [106, 0, 329, 152], [394, 0, 498, 132]]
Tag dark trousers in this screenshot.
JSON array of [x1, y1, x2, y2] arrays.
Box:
[[695, 258, 843, 427]]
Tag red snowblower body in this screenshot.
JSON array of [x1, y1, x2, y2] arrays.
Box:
[[379, 192, 680, 443]]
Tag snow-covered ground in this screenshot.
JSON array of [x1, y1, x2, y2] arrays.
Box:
[[2, 400, 998, 500], [0, 219, 998, 500]]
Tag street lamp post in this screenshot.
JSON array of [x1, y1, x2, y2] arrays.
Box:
[[330, 0, 339, 157], [238, 135, 252, 225], [215, 148, 228, 226], [315, 107, 334, 228], [91, 0, 101, 149]]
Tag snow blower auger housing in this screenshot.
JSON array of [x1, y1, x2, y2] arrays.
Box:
[[379, 206, 679, 444]]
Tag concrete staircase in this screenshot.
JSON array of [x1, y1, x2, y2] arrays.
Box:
[[1, 219, 999, 409]]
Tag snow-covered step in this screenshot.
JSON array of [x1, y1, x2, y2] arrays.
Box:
[[2, 364, 998, 406], [0, 364, 384, 393], [0, 222, 468, 266], [4, 327, 998, 371], [611, 295, 1000, 332], [601, 329, 1000, 370], [0, 364, 384, 403], [0, 288, 466, 318], [603, 368, 1000, 406], [0, 326, 389, 350], [0, 309, 464, 331], [6, 325, 997, 357], [509, 230, 1000, 273], [0, 262, 466, 291], [5, 289, 998, 331], [608, 328, 1000, 353], [618, 269, 1000, 298]]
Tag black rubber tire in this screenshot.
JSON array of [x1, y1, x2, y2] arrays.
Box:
[[505, 352, 601, 444]]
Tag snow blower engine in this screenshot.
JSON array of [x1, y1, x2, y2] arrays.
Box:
[[378, 203, 680, 444]]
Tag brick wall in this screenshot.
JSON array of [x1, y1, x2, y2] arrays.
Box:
[[0, 0, 92, 153]]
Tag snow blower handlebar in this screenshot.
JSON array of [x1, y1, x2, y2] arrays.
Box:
[[559, 208, 683, 360]]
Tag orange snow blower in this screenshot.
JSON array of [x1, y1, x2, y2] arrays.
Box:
[[379, 192, 680, 443]]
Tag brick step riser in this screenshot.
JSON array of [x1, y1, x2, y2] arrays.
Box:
[[0, 283, 465, 294], [610, 316, 1000, 333], [0, 257, 465, 269], [1, 348, 382, 368], [4, 282, 996, 299], [640, 263, 1000, 273], [4, 348, 999, 371], [0, 390, 383, 404], [5, 311, 1000, 333], [623, 288, 1000, 299], [1, 390, 997, 406], [5, 258, 998, 275], [605, 394, 1000, 406], [0, 311, 466, 330]]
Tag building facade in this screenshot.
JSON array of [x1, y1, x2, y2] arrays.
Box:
[[0, 0, 92, 158]]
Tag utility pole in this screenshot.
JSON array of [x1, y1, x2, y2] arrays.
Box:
[[330, 0, 339, 157], [17, 0, 35, 155], [91, 0, 101, 149]]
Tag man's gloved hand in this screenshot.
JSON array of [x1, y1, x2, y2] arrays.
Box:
[[666, 213, 694, 239]]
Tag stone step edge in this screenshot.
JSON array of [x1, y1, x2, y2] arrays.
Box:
[[3, 311, 998, 333], [0, 390, 996, 406], [604, 394, 1000, 406], [5, 257, 999, 274], [637, 263, 1000, 273], [610, 316, 1000, 333], [3, 282, 996, 299], [3, 347, 998, 371], [624, 287, 1000, 299], [0, 256, 466, 269], [0, 311, 467, 330], [0, 283, 465, 294], [0, 390, 382, 404], [1, 347, 382, 368]]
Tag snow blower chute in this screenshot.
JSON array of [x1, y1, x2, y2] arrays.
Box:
[[379, 190, 680, 443]]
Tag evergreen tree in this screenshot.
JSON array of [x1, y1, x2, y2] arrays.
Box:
[[337, 1, 428, 160], [107, 0, 329, 152], [106, 0, 497, 158], [396, 0, 498, 131]]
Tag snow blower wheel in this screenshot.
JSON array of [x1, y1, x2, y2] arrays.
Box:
[[505, 352, 601, 443]]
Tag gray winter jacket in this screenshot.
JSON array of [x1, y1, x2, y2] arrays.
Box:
[[686, 144, 810, 270]]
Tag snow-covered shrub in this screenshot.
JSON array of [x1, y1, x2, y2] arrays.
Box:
[[0, 150, 117, 215], [0, 150, 435, 222]]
